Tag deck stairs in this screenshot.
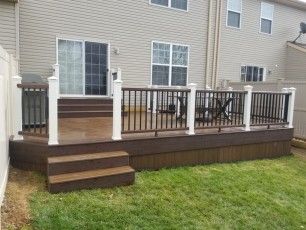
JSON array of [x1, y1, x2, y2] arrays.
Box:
[[47, 151, 135, 193], [58, 98, 113, 118]]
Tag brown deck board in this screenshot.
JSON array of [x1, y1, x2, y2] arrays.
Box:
[[49, 166, 135, 184], [48, 151, 128, 164]]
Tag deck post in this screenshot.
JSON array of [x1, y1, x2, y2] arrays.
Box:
[[112, 79, 123, 140], [287, 87, 296, 128], [48, 76, 59, 145], [52, 63, 60, 98], [243, 85, 253, 131], [186, 83, 197, 135], [12, 75, 23, 140]]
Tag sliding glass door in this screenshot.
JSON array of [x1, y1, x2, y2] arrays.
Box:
[[57, 39, 109, 97]]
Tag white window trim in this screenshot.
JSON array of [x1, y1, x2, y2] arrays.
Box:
[[151, 41, 190, 87], [259, 2, 274, 35], [56, 36, 111, 98], [226, 0, 242, 29], [149, 0, 189, 12], [240, 64, 266, 82]]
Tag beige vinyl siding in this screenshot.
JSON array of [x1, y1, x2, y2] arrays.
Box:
[[217, 0, 306, 85], [286, 46, 306, 81], [0, 1, 16, 56], [19, 0, 208, 88]]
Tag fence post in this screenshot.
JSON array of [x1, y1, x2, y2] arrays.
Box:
[[12, 75, 23, 140], [243, 85, 253, 131], [186, 83, 197, 135], [48, 76, 59, 145], [287, 87, 296, 128], [52, 63, 60, 98], [112, 79, 123, 140]]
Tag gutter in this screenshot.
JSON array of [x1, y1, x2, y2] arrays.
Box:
[[15, 0, 20, 73], [214, 0, 223, 89], [205, 0, 213, 88]]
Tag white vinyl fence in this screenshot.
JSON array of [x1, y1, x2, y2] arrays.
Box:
[[0, 45, 17, 205], [229, 80, 306, 139]]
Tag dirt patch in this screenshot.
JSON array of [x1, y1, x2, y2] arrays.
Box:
[[1, 167, 45, 230]]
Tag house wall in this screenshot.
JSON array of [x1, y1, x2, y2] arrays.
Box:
[[0, 45, 17, 205], [217, 0, 306, 86], [19, 0, 210, 88], [0, 0, 16, 57], [285, 46, 306, 81]]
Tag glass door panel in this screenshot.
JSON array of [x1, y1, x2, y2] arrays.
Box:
[[58, 39, 83, 95], [85, 42, 108, 96]]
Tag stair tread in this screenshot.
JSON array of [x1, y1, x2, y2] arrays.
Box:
[[48, 151, 129, 164], [49, 166, 135, 184]]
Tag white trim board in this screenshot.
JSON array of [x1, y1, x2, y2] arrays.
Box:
[[0, 159, 9, 206]]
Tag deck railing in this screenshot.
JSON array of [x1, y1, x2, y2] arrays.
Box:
[[18, 83, 49, 137], [195, 89, 246, 130], [250, 91, 290, 126], [12, 69, 59, 145], [112, 80, 296, 140], [121, 87, 191, 135]]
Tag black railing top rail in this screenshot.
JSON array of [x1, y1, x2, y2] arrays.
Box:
[[252, 91, 291, 95], [196, 89, 247, 94], [17, 83, 49, 89], [122, 87, 190, 93]]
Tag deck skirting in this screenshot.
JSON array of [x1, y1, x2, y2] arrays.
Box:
[[10, 128, 294, 173]]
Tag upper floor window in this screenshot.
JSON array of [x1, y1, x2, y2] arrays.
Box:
[[227, 0, 242, 28], [241, 65, 265, 82], [152, 42, 189, 86], [150, 0, 188, 11], [260, 2, 274, 34]]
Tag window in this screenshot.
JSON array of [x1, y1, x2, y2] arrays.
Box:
[[152, 42, 189, 86], [241, 65, 265, 82], [150, 0, 188, 11], [227, 0, 242, 28], [57, 39, 108, 96], [260, 2, 274, 34]]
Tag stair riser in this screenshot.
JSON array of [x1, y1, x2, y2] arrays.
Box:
[[49, 172, 135, 193], [58, 105, 113, 112], [59, 112, 113, 118], [48, 156, 129, 176], [59, 99, 113, 105]]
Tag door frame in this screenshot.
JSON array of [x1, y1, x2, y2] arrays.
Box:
[[56, 36, 111, 98]]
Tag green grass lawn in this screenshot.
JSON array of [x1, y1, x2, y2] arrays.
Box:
[[30, 156, 306, 230]]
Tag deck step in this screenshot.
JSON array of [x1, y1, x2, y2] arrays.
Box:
[[48, 166, 135, 193], [48, 151, 129, 175], [58, 104, 113, 112], [59, 98, 113, 105], [58, 111, 113, 118]]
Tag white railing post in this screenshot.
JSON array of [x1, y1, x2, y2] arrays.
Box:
[[186, 83, 197, 135], [243, 85, 253, 131], [52, 63, 60, 98], [112, 79, 123, 140], [48, 76, 59, 145], [12, 75, 23, 140], [287, 87, 296, 128]]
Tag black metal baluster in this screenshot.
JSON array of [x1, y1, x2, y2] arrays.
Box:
[[161, 91, 164, 129], [128, 90, 131, 131], [122, 90, 125, 131], [33, 89, 37, 133], [156, 90, 159, 131], [140, 90, 142, 131], [22, 88, 25, 131], [166, 91, 169, 129], [134, 91, 137, 131], [27, 88, 31, 132], [39, 88, 42, 134], [145, 90, 148, 130]]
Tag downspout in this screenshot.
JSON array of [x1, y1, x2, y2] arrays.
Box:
[[214, 0, 223, 89], [211, 0, 221, 89], [15, 0, 20, 74], [205, 0, 213, 88]]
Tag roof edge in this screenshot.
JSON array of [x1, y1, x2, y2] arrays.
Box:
[[287, 42, 306, 53]]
